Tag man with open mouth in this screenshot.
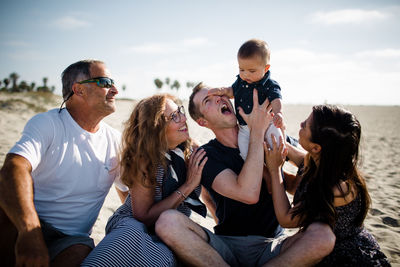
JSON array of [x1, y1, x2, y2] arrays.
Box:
[[155, 82, 336, 266]]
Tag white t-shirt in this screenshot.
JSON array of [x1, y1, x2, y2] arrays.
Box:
[[9, 108, 128, 237]]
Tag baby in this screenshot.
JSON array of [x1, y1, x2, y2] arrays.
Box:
[[209, 39, 285, 160]]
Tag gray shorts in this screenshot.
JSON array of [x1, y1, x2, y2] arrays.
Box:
[[40, 220, 94, 260], [203, 227, 287, 267]]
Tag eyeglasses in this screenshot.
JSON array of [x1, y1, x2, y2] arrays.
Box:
[[166, 105, 185, 123], [78, 77, 115, 88]]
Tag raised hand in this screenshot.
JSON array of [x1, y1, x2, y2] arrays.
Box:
[[186, 148, 208, 189], [264, 135, 288, 174], [238, 89, 273, 134]]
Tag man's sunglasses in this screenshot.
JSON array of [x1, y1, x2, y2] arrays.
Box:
[[167, 105, 186, 123], [58, 77, 115, 113], [78, 77, 115, 88]]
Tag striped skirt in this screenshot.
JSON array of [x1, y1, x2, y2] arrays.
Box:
[[82, 216, 176, 266]]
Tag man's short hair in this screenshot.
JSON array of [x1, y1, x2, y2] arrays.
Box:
[[61, 59, 104, 100], [188, 82, 207, 121], [237, 39, 270, 65]]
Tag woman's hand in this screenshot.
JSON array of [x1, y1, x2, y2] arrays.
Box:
[[264, 135, 288, 175], [186, 148, 208, 189]]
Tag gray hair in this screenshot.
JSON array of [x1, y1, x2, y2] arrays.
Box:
[[61, 59, 104, 100]]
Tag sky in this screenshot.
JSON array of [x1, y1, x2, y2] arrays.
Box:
[[1, 0, 399, 105]]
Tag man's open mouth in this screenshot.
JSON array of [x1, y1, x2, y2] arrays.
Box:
[[221, 103, 232, 114]]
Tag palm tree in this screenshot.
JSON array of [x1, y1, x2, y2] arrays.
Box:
[[3, 78, 10, 91], [38, 77, 49, 92], [30, 82, 36, 92], [19, 81, 30, 92], [9, 72, 20, 92], [186, 81, 195, 89], [154, 78, 163, 89], [43, 77, 48, 87], [171, 80, 181, 91]]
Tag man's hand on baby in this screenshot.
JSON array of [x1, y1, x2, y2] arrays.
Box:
[[273, 112, 284, 128], [239, 89, 272, 133]]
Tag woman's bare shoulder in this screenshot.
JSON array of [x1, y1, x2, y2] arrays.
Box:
[[333, 180, 357, 207]]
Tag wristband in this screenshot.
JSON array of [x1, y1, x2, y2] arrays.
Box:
[[175, 190, 187, 200]]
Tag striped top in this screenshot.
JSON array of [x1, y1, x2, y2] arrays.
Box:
[[105, 163, 198, 233]]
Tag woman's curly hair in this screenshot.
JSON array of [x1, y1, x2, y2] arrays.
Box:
[[119, 94, 190, 188]]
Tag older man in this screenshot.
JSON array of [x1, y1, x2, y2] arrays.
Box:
[[0, 60, 128, 266], [156, 83, 335, 266]]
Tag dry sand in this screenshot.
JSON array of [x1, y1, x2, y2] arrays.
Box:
[[1, 92, 399, 265]]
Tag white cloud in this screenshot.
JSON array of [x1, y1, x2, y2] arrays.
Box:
[[128, 37, 213, 54], [130, 43, 171, 53], [182, 37, 213, 47], [117, 45, 400, 105], [55, 16, 90, 30], [311, 9, 387, 25], [355, 49, 400, 58], [270, 48, 400, 105], [118, 47, 400, 105]]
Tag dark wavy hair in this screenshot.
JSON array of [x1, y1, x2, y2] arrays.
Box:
[[292, 105, 371, 230], [119, 94, 191, 188]]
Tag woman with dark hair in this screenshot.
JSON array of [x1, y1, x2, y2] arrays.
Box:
[[264, 105, 389, 266], [82, 94, 208, 266]]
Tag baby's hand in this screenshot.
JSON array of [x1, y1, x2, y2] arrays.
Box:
[[273, 112, 284, 128], [207, 87, 231, 97]]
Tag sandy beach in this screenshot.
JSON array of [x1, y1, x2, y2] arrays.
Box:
[[1, 92, 399, 265]]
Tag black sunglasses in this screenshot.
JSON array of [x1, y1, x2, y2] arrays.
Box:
[[58, 77, 115, 113], [167, 105, 185, 123], [78, 77, 115, 88]]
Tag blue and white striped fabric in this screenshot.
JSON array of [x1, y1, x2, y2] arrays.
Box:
[[81, 216, 176, 266], [82, 163, 195, 267]]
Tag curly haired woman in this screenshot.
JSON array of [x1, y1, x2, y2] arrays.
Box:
[[83, 94, 208, 266]]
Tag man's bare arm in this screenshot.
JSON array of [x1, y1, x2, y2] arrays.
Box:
[[212, 90, 272, 204], [0, 153, 49, 266], [286, 143, 306, 167], [200, 186, 218, 224]]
